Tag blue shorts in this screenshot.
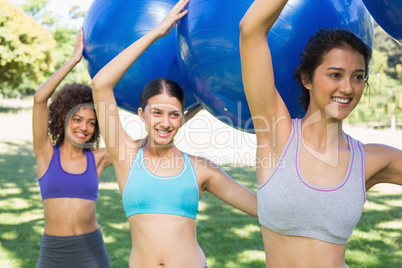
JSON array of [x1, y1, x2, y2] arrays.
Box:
[[36, 228, 109, 268]]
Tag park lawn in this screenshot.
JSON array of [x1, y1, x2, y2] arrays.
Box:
[[0, 140, 401, 267]]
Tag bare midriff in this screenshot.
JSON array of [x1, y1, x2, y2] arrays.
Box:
[[43, 198, 98, 236], [262, 226, 348, 268], [128, 214, 206, 268]]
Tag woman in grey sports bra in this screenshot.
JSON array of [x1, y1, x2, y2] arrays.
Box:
[[91, 0, 258, 267], [240, 0, 402, 267]]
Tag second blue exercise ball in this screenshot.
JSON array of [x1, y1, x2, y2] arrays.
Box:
[[362, 0, 401, 43], [177, 0, 373, 132], [82, 0, 197, 113]]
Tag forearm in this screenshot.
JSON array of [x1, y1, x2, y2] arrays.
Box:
[[239, 0, 288, 37], [92, 29, 162, 92], [33, 59, 79, 104]]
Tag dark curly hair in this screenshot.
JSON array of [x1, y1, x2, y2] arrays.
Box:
[[48, 83, 100, 150], [293, 28, 372, 111]]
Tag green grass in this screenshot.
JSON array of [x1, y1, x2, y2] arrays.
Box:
[[0, 141, 401, 267]]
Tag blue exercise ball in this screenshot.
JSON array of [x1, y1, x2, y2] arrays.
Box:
[[362, 0, 402, 43], [83, 0, 198, 113], [177, 0, 373, 133]]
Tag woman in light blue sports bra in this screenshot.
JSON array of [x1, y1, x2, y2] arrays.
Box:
[[91, 1, 258, 267], [240, 0, 402, 267]]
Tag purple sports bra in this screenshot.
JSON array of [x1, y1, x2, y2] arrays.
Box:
[[38, 146, 99, 201]]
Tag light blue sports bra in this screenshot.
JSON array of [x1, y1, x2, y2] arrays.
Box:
[[122, 148, 199, 219]]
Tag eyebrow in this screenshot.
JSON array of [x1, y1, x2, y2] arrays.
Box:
[[150, 107, 181, 113], [328, 67, 365, 73], [73, 115, 96, 121]]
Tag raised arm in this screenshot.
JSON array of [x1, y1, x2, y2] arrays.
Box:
[[32, 28, 84, 176], [239, 0, 291, 140], [365, 144, 402, 190], [201, 159, 257, 217], [91, 0, 189, 164]]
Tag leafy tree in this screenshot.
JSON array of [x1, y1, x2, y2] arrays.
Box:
[[373, 23, 402, 80], [0, 0, 56, 97]]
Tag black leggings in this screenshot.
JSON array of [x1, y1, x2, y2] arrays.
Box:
[[36, 228, 109, 268]]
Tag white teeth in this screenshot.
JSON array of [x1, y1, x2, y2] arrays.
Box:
[[333, 97, 349, 104], [157, 130, 169, 134], [76, 133, 86, 138]]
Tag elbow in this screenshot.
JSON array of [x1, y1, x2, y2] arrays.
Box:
[[239, 16, 252, 38], [239, 17, 268, 42], [33, 90, 46, 104], [91, 75, 103, 92], [33, 92, 41, 103]]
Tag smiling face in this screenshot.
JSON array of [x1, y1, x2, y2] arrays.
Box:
[[303, 47, 366, 120], [66, 108, 97, 145], [138, 93, 183, 147]]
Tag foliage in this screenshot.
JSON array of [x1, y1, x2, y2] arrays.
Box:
[[373, 23, 402, 80], [0, 0, 56, 97], [347, 28, 402, 126]]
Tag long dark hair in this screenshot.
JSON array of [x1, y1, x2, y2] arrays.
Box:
[[140, 78, 185, 111], [293, 28, 372, 111]]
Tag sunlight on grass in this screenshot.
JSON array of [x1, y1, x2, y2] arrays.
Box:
[[350, 229, 400, 250], [346, 249, 380, 266], [237, 250, 265, 263], [385, 199, 402, 207], [0, 184, 20, 196], [0, 230, 17, 240], [197, 214, 210, 221], [225, 250, 265, 267], [0, 211, 42, 224], [99, 182, 119, 190], [231, 224, 260, 238], [107, 222, 129, 230], [205, 257, 217, 267], [0, 198, 30, 209], [376, 220, 402, 229], [199, 200, 208, 211], [351, 229, 383, 241], [364, 200, 391, 211], [33, 224, 44, 235], [0, 246, 21, 268]]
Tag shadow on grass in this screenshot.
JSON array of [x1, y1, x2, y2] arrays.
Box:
[[0, 106, 31, 114], [0, 142, 400, 267]]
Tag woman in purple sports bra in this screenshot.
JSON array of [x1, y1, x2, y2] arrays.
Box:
[[240, 0, 402, 267], [91, 0, 258, 267], [33, 28, 112, 268]]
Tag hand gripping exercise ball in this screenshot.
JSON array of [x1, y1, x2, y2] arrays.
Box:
[[83, 0, 198, 113], [177, 0, 373, 133], [362, 0, 402, 43]]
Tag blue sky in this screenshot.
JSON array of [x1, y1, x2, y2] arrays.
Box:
[[8, 0, 94, 27]]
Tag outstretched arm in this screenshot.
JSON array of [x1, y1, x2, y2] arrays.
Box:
[[202, 159, 257, 217], [91, 0, 189, 164], [32, 28, 84, 176], [239, 0, 291, 142]]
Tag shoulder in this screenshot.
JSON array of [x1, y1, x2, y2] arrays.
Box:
[[188, 154, 220, 170], [363, 143, 402, 185], [188, 154, 226, 180], [363, 143, 400, 159]]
